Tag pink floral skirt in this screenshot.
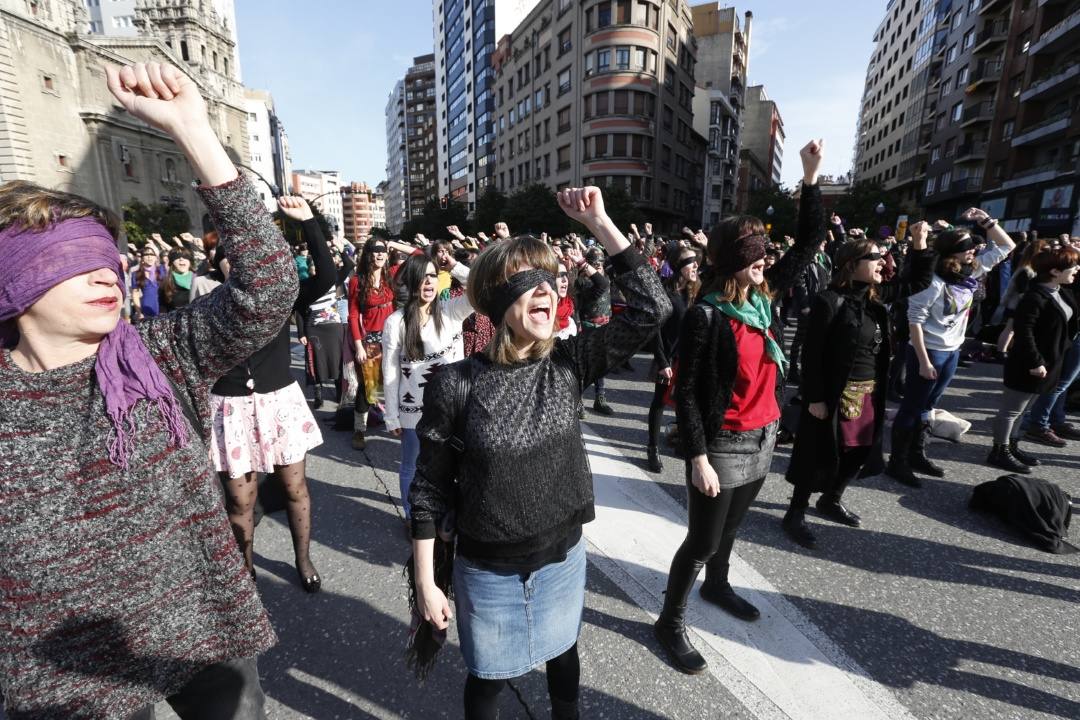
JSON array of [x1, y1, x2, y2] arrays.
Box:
[[209, 382, 323, 478]]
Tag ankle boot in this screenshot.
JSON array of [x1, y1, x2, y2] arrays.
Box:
[[700, 562, 760, 621], [312, 385, 323, 410], [647, 445, 663, 473], [592, 393, 615, 416], [885, 424, 922, 488], [782, 505, 817, 548], [908, 421, 945, 477], [1008, 439, 1040, 467], [987, 443, 1032, 474], [654, 559, 707, 674]]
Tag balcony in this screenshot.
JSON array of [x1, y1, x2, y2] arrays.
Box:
[[1030, 8, 1080, 55], [961, 101, 995, 126], [956, 141, 988, 162], [1021, 62, 1080, 102], [1011, 111, 1072, 146], [972, 20, 1009, 53], [937, 176, 984, 199], [967, 60, 1004, 89], [1001, 155, 1079, 189], [980, 0, 1010, 12]]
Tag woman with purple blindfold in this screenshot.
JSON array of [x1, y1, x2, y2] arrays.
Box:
[[0, 62, 297, 719]]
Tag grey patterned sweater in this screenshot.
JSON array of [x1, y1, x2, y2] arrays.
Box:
[[409, 250, 670, 566], [0, 175, 297, 719]]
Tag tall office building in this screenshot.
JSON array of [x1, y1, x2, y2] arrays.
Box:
[[404, 54, 440, 221], [432, 0, 542, 213], [385, 80, 408, 235], [690, 4, 751, 228], [853, 0, 940, 208], [488, 0, 705, 231]]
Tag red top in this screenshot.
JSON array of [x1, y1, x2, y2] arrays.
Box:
[[722, 318, 781, 431], [348, 273, 395, 341]]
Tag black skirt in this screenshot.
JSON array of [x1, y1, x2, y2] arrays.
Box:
[[308, 323, 344, 382]]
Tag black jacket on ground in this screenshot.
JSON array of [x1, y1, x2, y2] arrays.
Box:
[[970, 474, 1074, 554], [785, 248, 935, 493], [675, 184, 825, 460], [1004, 283, 1079, 394], [212, 219, 335, 396], [409, 250, 670, 568]]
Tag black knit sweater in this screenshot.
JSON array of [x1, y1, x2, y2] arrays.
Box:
[[676, 184, 826, 459], [409, 250, 670, 569]]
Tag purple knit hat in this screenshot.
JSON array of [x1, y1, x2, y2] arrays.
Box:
[[0, 217, 189, 467]]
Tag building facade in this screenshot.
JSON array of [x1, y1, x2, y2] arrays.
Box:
[[385, 79, 407, 235], [242, 89, 286, 211], [0, 0, 249, 237], [488, 0, 704, 231], [340, 181, 381, 244], [292, 170, 344, 238], [853, 0, 940, 208], [690, 4, 751, 228], [404, 54, 440, 221], [432, 0, 543, 213], [734, 146, 768, 214], [741, 84, 784, 187]]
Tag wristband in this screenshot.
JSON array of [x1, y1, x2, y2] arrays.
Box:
[[576, 259, 588, 268], [978, 217, 998, 229]]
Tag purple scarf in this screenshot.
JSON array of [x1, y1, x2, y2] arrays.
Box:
[[0, 217, 188, 467]]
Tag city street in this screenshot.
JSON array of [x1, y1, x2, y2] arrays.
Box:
[[161, 347, 1078, 720]]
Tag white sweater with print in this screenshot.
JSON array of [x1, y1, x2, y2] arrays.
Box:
[[382, 263, 473, 432]]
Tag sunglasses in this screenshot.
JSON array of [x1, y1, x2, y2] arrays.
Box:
[[557, 271, 569, 279], [859, 251, 885, 261]]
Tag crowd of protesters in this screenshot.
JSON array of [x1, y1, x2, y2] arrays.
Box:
[[2, 62, 1079, 720]]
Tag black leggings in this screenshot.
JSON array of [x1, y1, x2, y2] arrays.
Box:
[[791, 445, 871, 508], [647, 380, 668, 448], [464, 644, 580, 720], [677, 476, 765, 572]]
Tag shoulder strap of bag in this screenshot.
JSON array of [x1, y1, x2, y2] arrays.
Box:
[[446, 358, 473, 454]]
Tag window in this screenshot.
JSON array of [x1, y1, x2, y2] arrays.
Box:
[[634, 47, 646, 71], [595, 92, 609, 115], [957, 65, 969, 85], [931, 146, 941, 163], [662, 104, 673, 130], [613, 90, 628, 114], [597, 1, 611, 26], [597, 49, 610, 71], [558, 0, 572, 15], [951, 101, 963, 123], [557, 106, 571, 133], [962, 30, 974, 51], [557, 144, 571, 170], [946, 44, 957, 64], [616, 0, 630, 23], [56, 154, 69, 169], [940, 170, 952, 191], [942, 76, 953, 94], [594, 135, 609, 157], [558, 27, 571, 55], [612, 134, 627, 156], [1002, 119, 1014, 140], [42, 74, 55, 92], [616, 46, 630, 70], [951, 10, 963, 29], [557, 68, 571, 95]]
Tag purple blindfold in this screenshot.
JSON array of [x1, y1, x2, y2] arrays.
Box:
[[0, 217, 188, 467]]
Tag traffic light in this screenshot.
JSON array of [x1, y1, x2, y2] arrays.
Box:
[[440, 195, 448, 209]]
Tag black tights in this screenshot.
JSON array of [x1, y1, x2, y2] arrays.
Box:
[[664, 475, 766, 605], [463, 644, 580, 720], [791, 445, 871, 508], [647, 380, 668, 448]]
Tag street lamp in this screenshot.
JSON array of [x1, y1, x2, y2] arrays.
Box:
[[766, 205, 775, 217], [875, 202, 886, 215]]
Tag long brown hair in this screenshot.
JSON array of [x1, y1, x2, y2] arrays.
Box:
[[700, 214, 773, 304], [831, 239, 881, 303], [468, 236, 559, 365], [665, 247, 702, 305]]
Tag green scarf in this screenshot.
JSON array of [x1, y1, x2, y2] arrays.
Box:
[[172, 270, 193, 290], [703, 291, 788, 377]]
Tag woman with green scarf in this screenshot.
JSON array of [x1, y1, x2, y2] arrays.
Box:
[[654, 140, 826, 675], [159, 246, 195, 312]]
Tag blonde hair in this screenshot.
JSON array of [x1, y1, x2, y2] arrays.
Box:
[[467, 236, 559, 365], [0, 180, 120, 238]]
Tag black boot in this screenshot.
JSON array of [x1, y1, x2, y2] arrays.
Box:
[[815, 496, 862, 527], [909, 421, 945, 477], [654, 559, 707, 674], [647, 445, 663, 473], [312, 384, 324, 410], [700, 562, 760, 621], [551, 697, 580, 720], [885, 424, 922, 488], [781, 504, 817, 548], [987, 443, 1032, 474], [592, 393, 615, 416], [1009, 439, 1040, 467]]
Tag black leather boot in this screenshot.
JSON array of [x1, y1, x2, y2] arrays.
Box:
[[592, 393, 615, 416], [654, 559, 707, 674], [987, 443, 1032, 474], [700, 562, 760, 621], [815, 476, 861, 527], [909, 421, 945, 477], [885, 424, 922, 488], [311, 384, 323, 410], [647, 445, 663, 473], [1008, 439, 1040, 467], [551, 697, 580, 720], [782, 505, 817, 548]]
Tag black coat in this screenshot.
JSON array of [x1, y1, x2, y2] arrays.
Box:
[[1004, 284, 1079, 394], [676, 184, 825, 459], [651, 285, 691, 371], [786, 249, 935, 493]]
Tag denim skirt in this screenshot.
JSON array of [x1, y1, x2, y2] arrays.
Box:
[[453, 537, 586, 679], [702, 420, 779, 490]]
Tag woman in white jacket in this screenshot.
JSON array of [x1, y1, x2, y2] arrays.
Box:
[[383, 253, 473, 518]]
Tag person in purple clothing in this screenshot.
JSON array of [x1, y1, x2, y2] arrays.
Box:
[[131, 243, 162, 320]]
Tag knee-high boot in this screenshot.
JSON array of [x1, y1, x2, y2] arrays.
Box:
[[909, 420, 945, 477], [654, 557, 707, 674]]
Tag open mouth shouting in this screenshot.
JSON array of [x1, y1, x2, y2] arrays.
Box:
[[528, 300, 552, 323]]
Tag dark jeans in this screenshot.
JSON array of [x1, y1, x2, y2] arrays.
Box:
[[128, 658, 267, 720], [1026, 335, 1080, 430], [894, 344, 960, 430]]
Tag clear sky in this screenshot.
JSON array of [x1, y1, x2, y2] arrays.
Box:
[[234, 0, 885, 190]]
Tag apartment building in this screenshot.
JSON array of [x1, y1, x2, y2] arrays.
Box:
[[292, 170, 344, 238], [489, 0, 705, 231], [854, 0, 939, 207], [742, 84, 784, 187], [340, 182, 384, 244], [385, 80, 408, 235], [690, 4, 751, 227], [404, 55, 441, 221]]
